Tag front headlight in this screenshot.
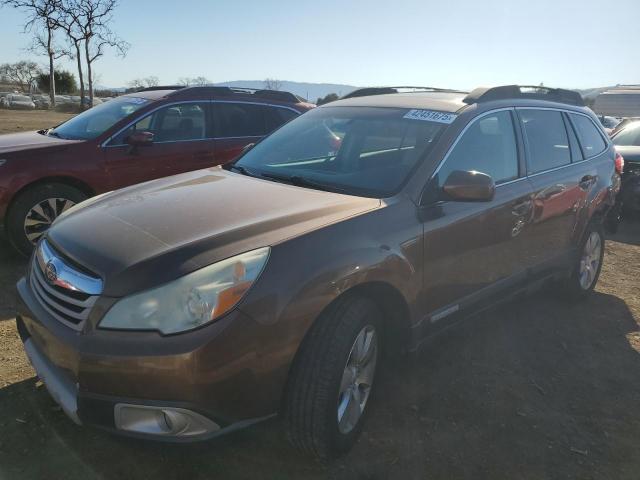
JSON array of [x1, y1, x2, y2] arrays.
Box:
[[100, 247, 270, 334]]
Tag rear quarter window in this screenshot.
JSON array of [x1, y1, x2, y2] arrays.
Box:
[[570, 113, 607, 158]]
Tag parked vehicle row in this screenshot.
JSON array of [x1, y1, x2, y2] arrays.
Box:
[[0, 85, 314, 254], [10, 84, 620, 459], [0, 92, 107, 110], [0, 93, 36, 110], [611, 120, 640, 216]]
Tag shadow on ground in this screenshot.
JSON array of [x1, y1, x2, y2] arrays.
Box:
[[0, 235, 28, 322], [1, 289, 639, 480]]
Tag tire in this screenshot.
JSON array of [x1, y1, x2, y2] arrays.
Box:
[[283, 294, 381, 460], [6, 183, 87, 256], [560, 222, 605, 299]]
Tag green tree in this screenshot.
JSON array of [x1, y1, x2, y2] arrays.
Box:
[[37, 70, 77, 94], [316, 93, 339, 105]]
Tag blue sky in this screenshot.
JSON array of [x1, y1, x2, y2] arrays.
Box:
[[1, 0, 638, 89]]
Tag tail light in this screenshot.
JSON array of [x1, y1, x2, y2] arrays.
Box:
[[615, 152, 624, 174]]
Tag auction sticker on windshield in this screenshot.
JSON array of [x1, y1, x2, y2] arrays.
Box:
[[404, 109, 457, 124]]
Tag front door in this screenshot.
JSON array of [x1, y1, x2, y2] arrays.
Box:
[[103, 102, 215, 190], [420, 109, 535, 330]]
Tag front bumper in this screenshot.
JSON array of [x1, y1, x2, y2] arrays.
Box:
[[16, 276, 286, 441]]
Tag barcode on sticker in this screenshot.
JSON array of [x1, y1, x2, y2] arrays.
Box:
[[404, 109, 457, 124]]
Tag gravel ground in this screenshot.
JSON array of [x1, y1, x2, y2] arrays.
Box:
[[0, 220, 638, 480]]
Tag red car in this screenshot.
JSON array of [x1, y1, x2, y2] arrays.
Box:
[[0, 86, 314, 255]]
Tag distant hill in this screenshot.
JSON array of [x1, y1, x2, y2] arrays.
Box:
[[214, 80, 359, 102]]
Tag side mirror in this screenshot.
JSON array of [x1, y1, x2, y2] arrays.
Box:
[[127, 131, 154, 147], [442, 170, 495, 202]]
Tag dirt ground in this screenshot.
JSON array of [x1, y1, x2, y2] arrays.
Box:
[[0, 223, 638, 480], [0, 109, 75, 134]]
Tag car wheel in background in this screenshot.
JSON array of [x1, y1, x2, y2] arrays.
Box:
[[283, 294, 381, 460], [6, 183, 87, 256]]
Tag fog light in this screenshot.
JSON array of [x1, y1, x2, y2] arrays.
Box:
[[114, 404, 220, 437]]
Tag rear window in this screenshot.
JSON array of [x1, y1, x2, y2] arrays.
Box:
[[613, 121, 640, 147], [570, 114, 607, 158], [520, 109, 570, 174]]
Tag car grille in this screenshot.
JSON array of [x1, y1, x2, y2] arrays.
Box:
[[29, 240, 103, 331]]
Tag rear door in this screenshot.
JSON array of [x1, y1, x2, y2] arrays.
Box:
[[103, 101, 215, 190], [212, 102, 299, 164], [420, 109, 535, 327], [517, 108, 599, 274]]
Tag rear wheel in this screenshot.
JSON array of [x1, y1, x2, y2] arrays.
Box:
[[6, 183, 87, 256], [283, 295, 381, 460], [560, 223, 605, 299]]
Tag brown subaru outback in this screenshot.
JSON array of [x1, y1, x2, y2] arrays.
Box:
[[16, 85, 620, 459]]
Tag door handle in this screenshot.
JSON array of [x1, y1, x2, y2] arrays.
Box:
[[511, 199, 531, 217], [579, 175, 595, 190]]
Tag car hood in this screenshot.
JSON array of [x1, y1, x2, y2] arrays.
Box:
[[615, 145, 640, 163], [0, 131, 82, 154], [48, 168, 381, 296]]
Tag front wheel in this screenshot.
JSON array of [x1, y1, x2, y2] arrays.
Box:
[[560, 223, 605, 299], [283, 295, 381, 460], [6, 183, 87, 256]]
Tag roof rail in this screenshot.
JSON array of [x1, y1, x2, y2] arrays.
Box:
[[163, 85, 302, 103], [463, 85, 584, 106], [342, 86, 466, 99], [137, 85, 185, 92]]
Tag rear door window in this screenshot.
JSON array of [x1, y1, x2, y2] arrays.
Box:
[[437, 110, 519, 186], [213, 102, 265, 137], [264, 106, 298, 132], [569, 113, 607, 158], [519, 109, 570, 174]]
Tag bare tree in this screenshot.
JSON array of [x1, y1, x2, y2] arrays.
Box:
[[0, 61, 42, 92], [2, 0, 64, 104], [127, 76, 158, 90], [177, 76, 210, 87], [72, 0, 129, 105], [191, 76, 210, 86], [263, 78, 282, 91], [56, 0, 86, 104]]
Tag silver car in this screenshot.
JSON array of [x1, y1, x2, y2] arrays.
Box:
[[6, 94, 36, 110]]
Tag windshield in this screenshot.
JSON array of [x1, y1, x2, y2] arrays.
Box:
[[12, 95, 31, 102], [613, 121, 640, 147], [49, 96, 151, 140], [235, 106, 446, 197]]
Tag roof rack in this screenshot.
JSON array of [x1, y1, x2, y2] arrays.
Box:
[[137, 85, 185, 92], [342, 86, 467, 99], [155, 85, 302, 103], [463, 85, 584, 106]]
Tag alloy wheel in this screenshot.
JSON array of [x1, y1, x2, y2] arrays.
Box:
[[337, 324, 378, 435], [578, 231, 602, 290], [23, 198, 75, 244]]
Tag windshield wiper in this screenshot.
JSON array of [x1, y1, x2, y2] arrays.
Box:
[[48, 130, 64, 139], [227, 164, 260, 177], [259, 172, 349, 194]]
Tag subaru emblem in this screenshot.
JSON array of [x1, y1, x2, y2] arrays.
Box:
[[45, 261, 58, 284]]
